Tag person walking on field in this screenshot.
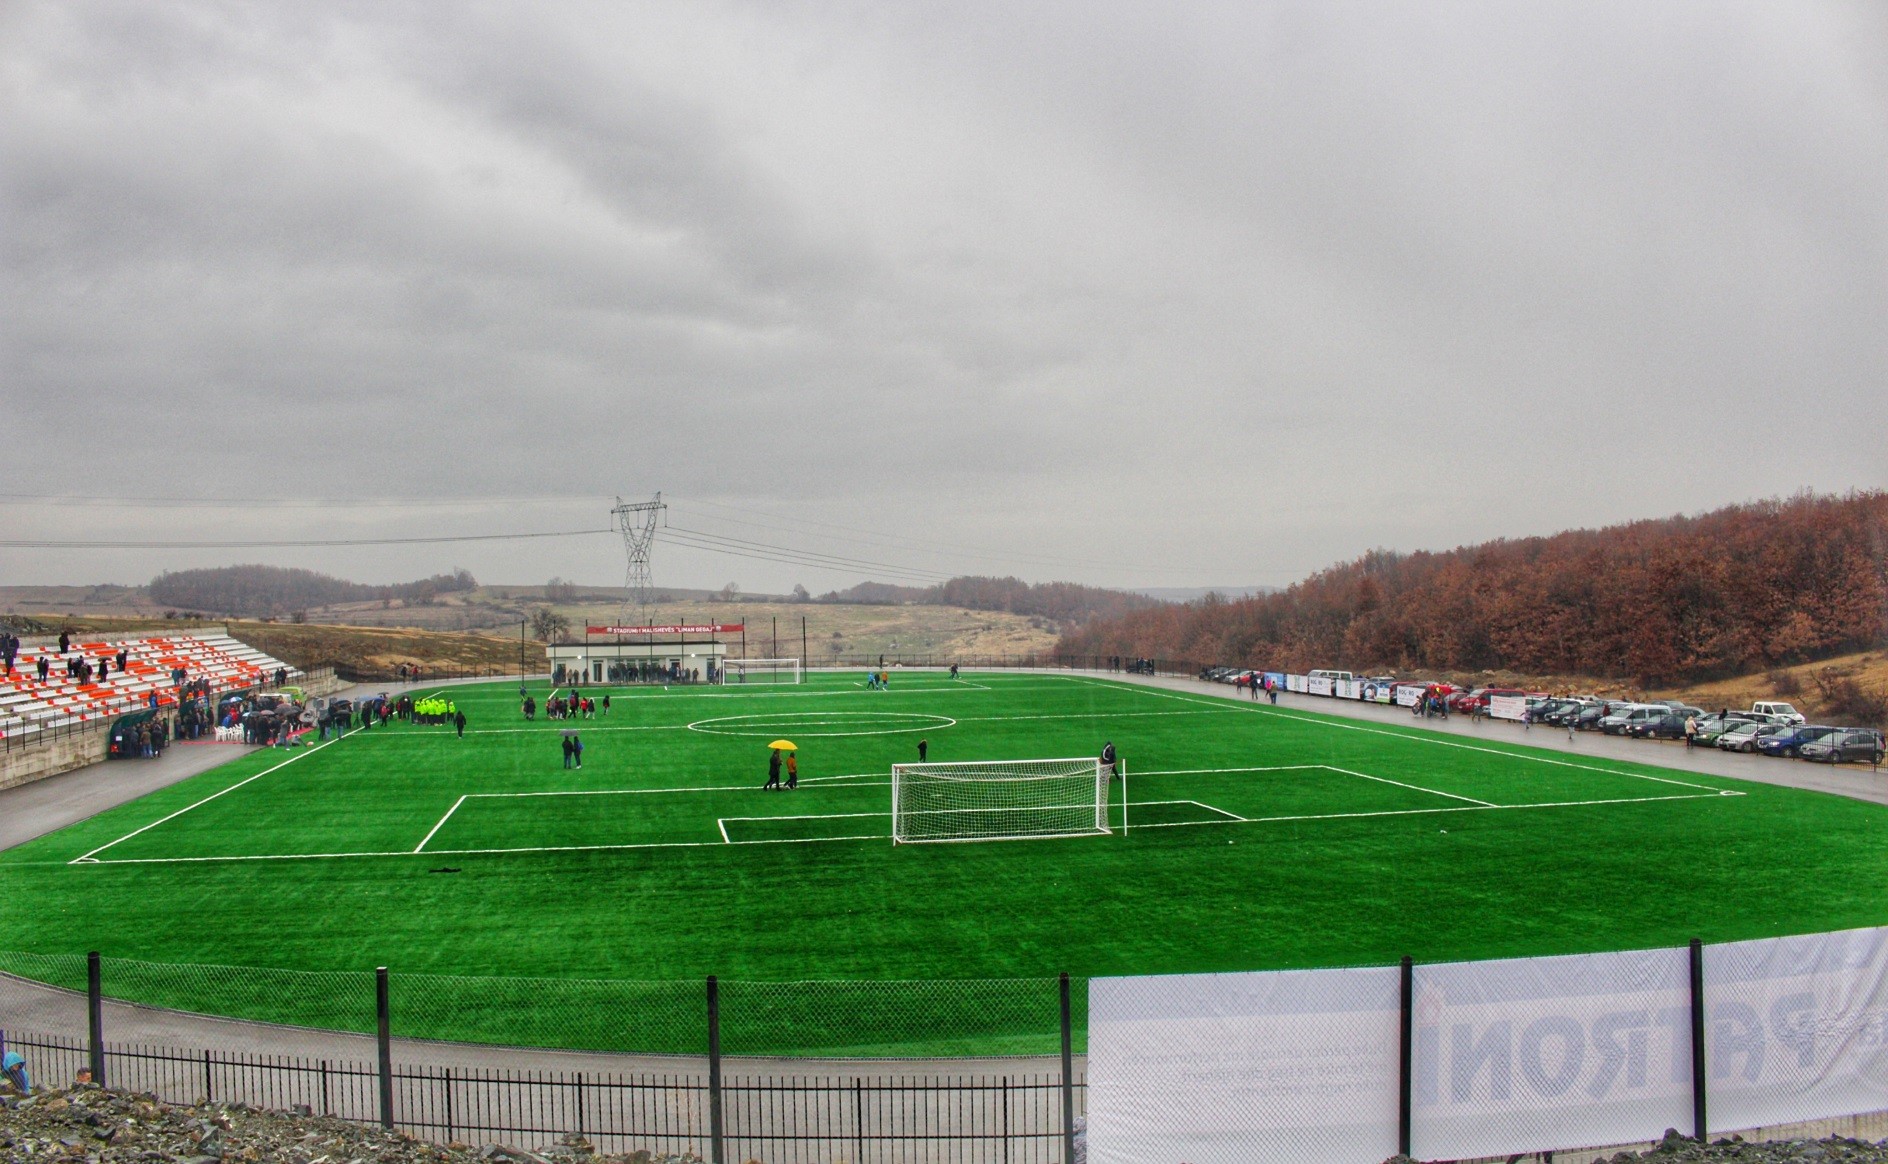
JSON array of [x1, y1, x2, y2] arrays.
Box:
[[764, 747, 783, 790], [454, 709, 466, 738], [562, 735, 575, 769], [572, 734, 583, 769], [785, 751, 798, 789], [917, 738, 928, 762]]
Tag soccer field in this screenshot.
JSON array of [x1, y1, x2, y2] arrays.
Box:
[[4, 670, 1888, 1053]]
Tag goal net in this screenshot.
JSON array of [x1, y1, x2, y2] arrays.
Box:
[[891, 758, 1110, 844], [718, 657, 802, 685]]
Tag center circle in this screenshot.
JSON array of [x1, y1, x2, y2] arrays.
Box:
[[687, 711, 956, 738]]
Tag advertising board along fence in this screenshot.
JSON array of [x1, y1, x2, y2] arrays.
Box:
[[1086, 926, 1888, 1164]]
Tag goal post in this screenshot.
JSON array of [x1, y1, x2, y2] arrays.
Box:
[[718, 658, 802, 685], [891, 757, 1110, 844]]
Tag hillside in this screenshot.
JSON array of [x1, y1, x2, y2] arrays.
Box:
[[1060, 491, 1888, 687]]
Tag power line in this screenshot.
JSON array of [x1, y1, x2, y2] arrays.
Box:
[[661, 528, 953, 585], [0, 493, 605, 510], [0, 529, 616, 549], [667, 494, 1207, 577]]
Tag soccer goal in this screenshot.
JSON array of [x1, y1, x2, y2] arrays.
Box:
[[891, 758, 1112, 844], [718, 658, 802, 685]]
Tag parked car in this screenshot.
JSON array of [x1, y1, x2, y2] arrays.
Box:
[[1692, 713, 1756, 746], [1628, 712, 1695, 740], [1447, 688, 1486, 713], [1750, 701, 1807, 725], [1756, 725, 1839, 758], [1715, 721, 1772, 752], [1798, 729, 1886, 765], [1573, 701, 1622, 731], [1599, 704, 1667, 735]]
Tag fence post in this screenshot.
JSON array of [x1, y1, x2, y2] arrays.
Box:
[[1060, 972, 1075, 1164], [85, 952, 105, 1088], [1398, 955, 1413, 1158], [707, 975, 724, 1164], [1689, 938, 1707, 1141], [376, 967, 394, 1130]]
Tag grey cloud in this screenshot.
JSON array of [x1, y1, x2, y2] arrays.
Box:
[[2, 0, 1884, 592]]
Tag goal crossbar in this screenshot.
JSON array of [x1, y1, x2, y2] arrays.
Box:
[[718, 657, 802, 685], [891, 756, 1111, 844]]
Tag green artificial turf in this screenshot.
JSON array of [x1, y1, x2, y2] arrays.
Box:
[[3, 671, 1886, 1056]]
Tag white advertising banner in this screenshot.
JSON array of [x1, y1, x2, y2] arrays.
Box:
[[1411, 948, 1693, 1159], [1286, 674, 1310, 693], [1087, 968, 1401, 1164], [1488, 695, 1529, 721], [1307, 676, 1335, 697], [1360, 680, 1397, 704], [1394, 685, 1424, 707], [1704, 926, 1888, 1134]]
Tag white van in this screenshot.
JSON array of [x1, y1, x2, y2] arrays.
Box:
[[1750, 701, 1805, 725], [1308, 669, 1353, 683]]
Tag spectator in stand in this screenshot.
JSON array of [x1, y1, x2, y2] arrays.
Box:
[[2, 632, 17, 675], [116, 647, 128, 671], [36, 654, 49, 683], [58, 630, 69, 653], [98, 657, 109, 683]]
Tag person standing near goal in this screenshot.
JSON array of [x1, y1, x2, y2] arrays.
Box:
[[1101, 741, 1118, 780], [917, 738, 928, 762]]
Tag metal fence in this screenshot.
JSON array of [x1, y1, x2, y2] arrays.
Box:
[[0, 711, 113, 754], [0, 1030, 1083, 1163]]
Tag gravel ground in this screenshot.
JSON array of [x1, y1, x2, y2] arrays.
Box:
[[0, 1085, 702, 1164], [1382, 1129, 1888, 1164]]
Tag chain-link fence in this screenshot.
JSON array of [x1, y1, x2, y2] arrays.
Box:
[[391, 972, 707, 1055], [0, 954, 1079, 1058]]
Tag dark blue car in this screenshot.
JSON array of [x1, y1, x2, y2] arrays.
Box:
[[1756, 724, 1837, 758]]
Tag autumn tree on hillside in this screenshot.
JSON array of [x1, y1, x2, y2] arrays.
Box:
[[1059, 492, 1888, 685]]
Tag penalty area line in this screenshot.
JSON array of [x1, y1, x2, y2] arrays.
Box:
[[70, 788, 1744, 866]]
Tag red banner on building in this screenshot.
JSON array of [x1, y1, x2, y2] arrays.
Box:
[[586, 624, 744, 636]]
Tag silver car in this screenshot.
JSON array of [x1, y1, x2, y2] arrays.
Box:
[[1715, 721, 1768, 752]]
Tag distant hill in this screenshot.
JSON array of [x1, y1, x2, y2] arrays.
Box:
[[1131, 586, 1277, 602], [818, 575, 1163, 627], [1060, 491, 1888, 685], [148, 564, 478, 618]]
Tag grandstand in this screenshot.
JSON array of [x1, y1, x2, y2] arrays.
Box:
[[0, 631, 301, 743]]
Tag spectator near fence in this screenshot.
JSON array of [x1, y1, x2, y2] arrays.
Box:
[[1, 1050, 29, 1095]]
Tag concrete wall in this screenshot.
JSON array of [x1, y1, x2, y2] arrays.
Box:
[[0, 724, 111, 791]]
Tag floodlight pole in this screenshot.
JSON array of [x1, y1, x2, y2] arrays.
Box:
[[612, 493, 667, 625]]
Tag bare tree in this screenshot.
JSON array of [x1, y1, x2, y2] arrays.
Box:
[[530, 607, 571, 642], [718, 582, 740, 604]]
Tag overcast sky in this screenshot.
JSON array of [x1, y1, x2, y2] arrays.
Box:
[[4, 1, 1885, 595]]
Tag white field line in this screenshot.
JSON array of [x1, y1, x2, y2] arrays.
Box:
[[1130, 791, 1735, 830], [413, 796, 469, 853], [1323, 765, 1495, 806], [721, 810, 888, 822], [69, 736, 343, 865], [1068, 677, 1727, 792], [70, 788, 1743, 866], [1134, 798, 1248, 822], [463, 781, 891, 799], [717, 818, 730, 843]]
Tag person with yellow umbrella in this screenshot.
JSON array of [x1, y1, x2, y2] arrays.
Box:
[[764, 739, 796, 790]]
